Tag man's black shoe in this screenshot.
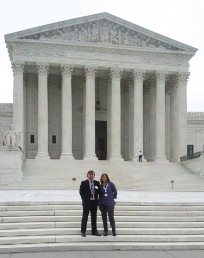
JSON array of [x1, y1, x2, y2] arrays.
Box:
[[103, 232, 108, 236], [92, 232, 101, 236], [81, 232, 86, 237]]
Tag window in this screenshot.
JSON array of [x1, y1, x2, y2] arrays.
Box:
[[30, 135, 34, 144], [187, 145, 194, 156], [52, 135, 56, 144]]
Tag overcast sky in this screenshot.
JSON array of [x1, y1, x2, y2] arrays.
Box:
[[0, 0, 203, 111]]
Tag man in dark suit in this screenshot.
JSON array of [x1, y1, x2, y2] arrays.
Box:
[[79, 170, 101, 237]]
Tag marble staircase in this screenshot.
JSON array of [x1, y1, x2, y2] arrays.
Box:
[[1, 159, 204, 191], [1, 201, 204, 253]]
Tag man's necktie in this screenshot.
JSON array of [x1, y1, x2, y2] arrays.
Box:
[[90, 180, 94, 199]]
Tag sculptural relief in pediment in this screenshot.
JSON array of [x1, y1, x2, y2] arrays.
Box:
[[20, 19, 183, 51]]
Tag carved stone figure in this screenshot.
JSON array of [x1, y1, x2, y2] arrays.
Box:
[[79, 26, 88, 42], [123, 31, 131, 46], [90, 23, 99, 43], [100, 21, 110, 43], [68, 27, 78, 41], [3, 127, 21, 147], [110, 25, 119, 44]]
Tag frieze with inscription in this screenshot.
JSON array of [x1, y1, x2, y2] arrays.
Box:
[[20, 19, 183, 51], [11, 41, 189, 68]]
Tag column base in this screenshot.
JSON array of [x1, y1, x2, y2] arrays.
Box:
[[170, 158, 180, 163], [84, 154, 97, 160], [60, 153, 74, 160], [35, 152, 50, 160], [155, 156, 169, 163], [108, 154, 123, 161]]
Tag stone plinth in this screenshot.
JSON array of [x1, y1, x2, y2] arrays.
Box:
[[0, 147, 24, 184]]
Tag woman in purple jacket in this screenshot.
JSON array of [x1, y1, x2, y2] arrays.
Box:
[[99, 173, 117, 236]]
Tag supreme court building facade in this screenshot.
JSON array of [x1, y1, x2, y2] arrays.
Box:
[[5, 13, 197, 162]]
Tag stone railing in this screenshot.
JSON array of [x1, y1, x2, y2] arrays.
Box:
[[180, 151, 204, 162]]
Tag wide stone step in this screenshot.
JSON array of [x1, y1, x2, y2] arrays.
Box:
[[1, 227, 204, 237], [1, 241, 204, 253], [1, 235, 204, 246], [1, 221, 204, 230], [1, 204, 204, 211], [2, 215, 203, 223], [2, 209, 204, 217]]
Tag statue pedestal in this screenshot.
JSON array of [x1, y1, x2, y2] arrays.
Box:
[[0, 147, 24, 185]]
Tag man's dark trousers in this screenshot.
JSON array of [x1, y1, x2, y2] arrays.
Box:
[[81, 200, 98, 234]]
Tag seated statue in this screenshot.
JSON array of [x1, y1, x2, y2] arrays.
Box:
[[2, 126, 20, 147]]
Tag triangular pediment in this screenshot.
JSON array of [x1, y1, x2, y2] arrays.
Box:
[[5, 13, 197, 53]]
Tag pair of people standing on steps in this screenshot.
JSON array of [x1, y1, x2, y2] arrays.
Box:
[[79, 170, 117, 237]]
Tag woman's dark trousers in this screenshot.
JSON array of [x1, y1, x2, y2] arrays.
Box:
[[100, 204, 116, 234]]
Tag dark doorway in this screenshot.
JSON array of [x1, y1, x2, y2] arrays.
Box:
[[95, 121, 107, 160]]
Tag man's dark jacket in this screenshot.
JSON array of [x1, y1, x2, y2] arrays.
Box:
[[79, 179, 101, 204]]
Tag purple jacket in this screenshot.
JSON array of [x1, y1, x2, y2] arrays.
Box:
[[99, 181, 117, 206]]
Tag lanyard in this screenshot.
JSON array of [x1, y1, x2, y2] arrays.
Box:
[[103, 183, 108, 193]]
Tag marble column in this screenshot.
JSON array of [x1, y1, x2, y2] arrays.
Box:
[[108, 68, 123, 160], [165, 84, 171, 161], [128, 80, 134, 160], [170, 78, 179, 162], [132, 70, 145, 162], [106, 77, 111, 159], [149, 77, 156, 161], [143, 85, 150, 160], [60, 65, 74, 159], [155, 72, 167, 162], [12, 61, 25, 150], [83, 66, 97, 159], [177, 72, 189, 158], [36, 64, 50, 159]]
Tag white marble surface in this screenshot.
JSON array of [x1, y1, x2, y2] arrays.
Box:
[[1, 190, 204, 203]]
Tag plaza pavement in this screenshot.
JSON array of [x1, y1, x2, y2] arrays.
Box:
[[1, 248, 204, 257], [1, 190, 204, 203]]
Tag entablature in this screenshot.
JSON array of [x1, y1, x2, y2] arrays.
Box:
[[9, 41, 191, 73]]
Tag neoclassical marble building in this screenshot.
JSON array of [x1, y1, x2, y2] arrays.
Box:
[[4, 13, 197, 162]]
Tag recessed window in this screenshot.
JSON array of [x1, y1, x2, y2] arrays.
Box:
[[187, 145, 194, 156], [52, 135, 56, 144], [30, 135, 34, 143]]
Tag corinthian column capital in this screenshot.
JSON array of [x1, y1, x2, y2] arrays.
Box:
[[156, 72, 166, 82], [61, 65, 73, 76], [84, 65, 97, 77], [37, 63, 49, 75], [177, 72, 190, 83], [110, 67, 123, 79], [132, 70, 145, 81], [11, 61, 25, 74]]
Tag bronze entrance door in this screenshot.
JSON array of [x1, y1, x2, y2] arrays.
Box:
[[95, 121, 107, 160]]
